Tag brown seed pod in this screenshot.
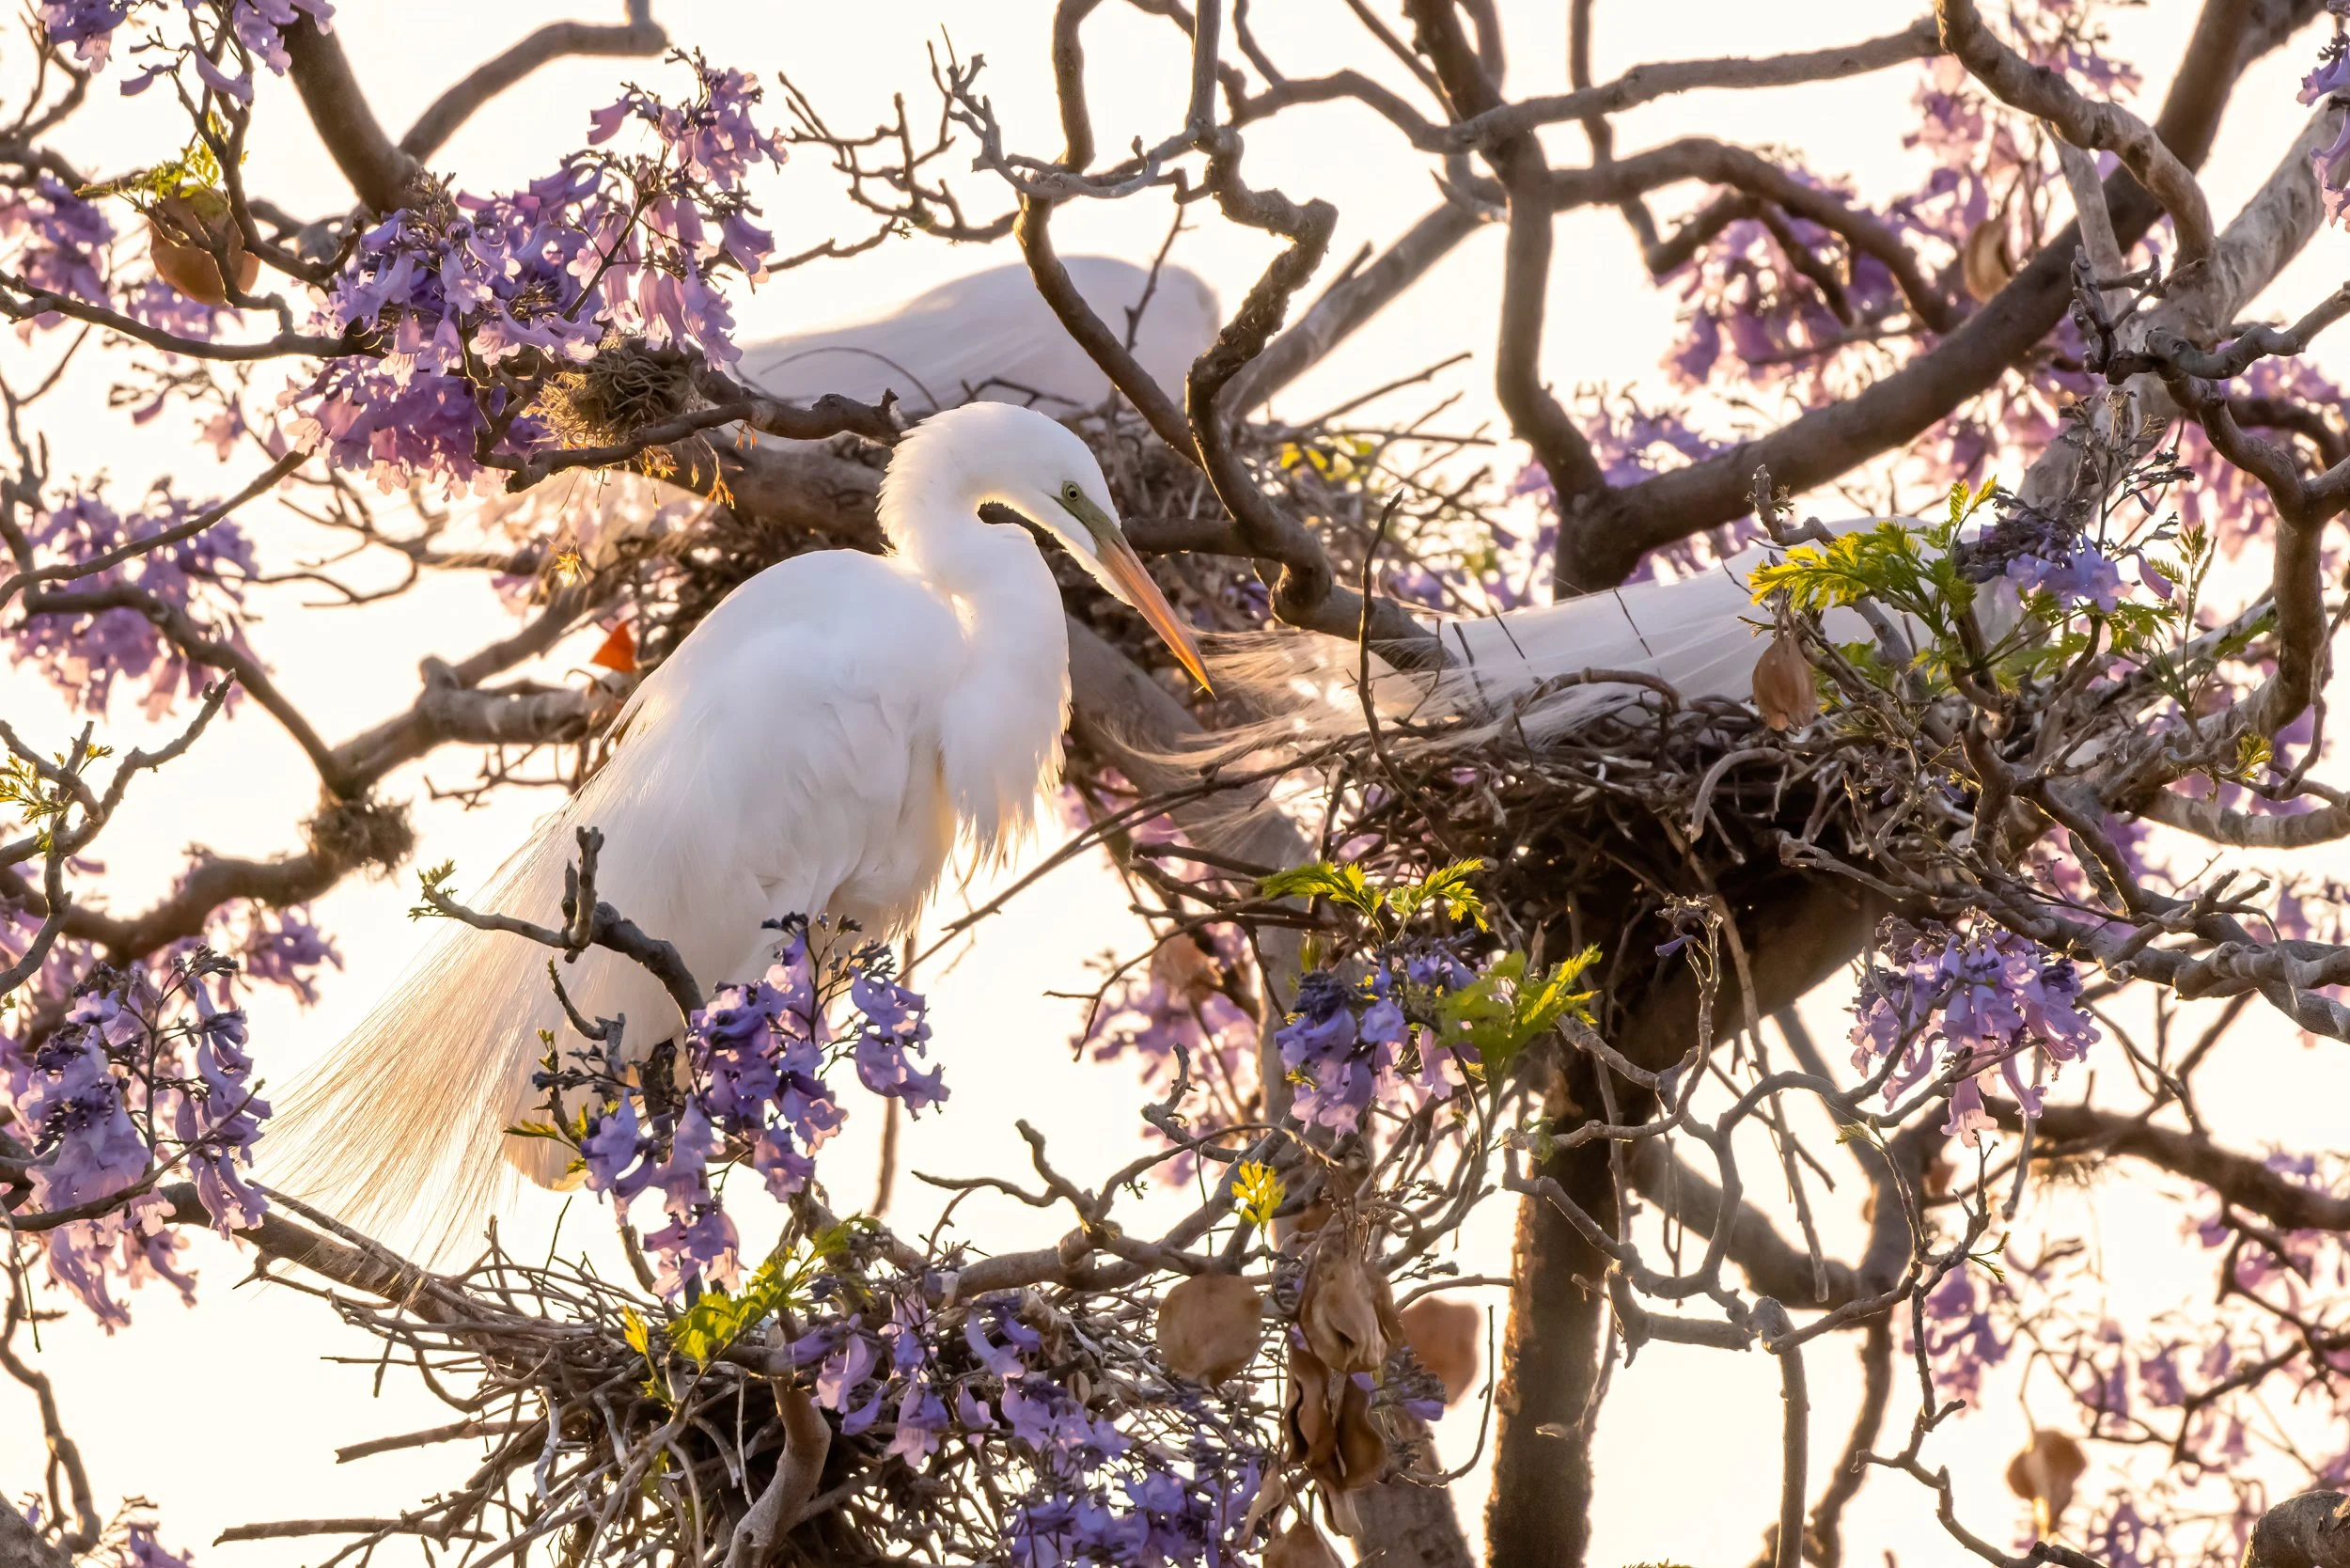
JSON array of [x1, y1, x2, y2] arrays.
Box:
[[1399, 1295, 1481, 1405], [1283, 1342, 1385, 1496], [1238, 1467, 1289, 1541], [1750, 630, 1820, 733], [146, 191, 257, 307], [1297, 1225, 1402, 1374], [1962, 216, 2015, 303], [1155, 1271, 1263, 1386], [2005, 1429, 2089, 1537], [1284, 1344, 1338, 1472], [1329, 1372, 1384, 1490], [1262, 1518, 1346, 1568]]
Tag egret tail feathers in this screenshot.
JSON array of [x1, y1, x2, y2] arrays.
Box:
[[265, 824, 583, 1260]]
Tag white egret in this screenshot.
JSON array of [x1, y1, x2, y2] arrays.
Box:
[[473, 257, 1221, 574], [275, 400, 1210, 1232], [741, 257, 1220, 416]]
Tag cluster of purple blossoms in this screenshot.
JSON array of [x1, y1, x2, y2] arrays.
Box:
[[1276, 946, 1476, 1136], [116, 1524, 196, 1568], [2303, 4, 2350, 223], [1513, 0, 2147, 578], [39, 0, 335, 102], [36, 1, 138, 69], [572, 923, 942, 1296], [1849, 919, 2100, 1147], [0, 173, 112, 323], [285, 54, 781, 493], [1082, 925, 1260, 1171], [8, 488, 258, 716], [1918, 1264, 2013, 1405], [783, 1280, 1264, 1565], [1668, 185, 1905, 405], [2191, 1153, 2350, 1295], [1, 951, 272, 1327], [224, 902, 343, 1005]]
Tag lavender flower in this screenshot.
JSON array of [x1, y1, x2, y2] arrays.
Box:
[[8, 489, 258, 715], [1849, 919, 2098, 1146], [2005, 538, 2125, 612]]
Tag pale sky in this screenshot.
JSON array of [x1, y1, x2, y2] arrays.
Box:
[[6, 3, 2350, 1566]]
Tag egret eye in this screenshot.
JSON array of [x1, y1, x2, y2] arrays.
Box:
[[1060, 481, 1084, 505]]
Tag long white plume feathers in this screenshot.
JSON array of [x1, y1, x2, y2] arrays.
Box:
[[1200, 535, 1846, 761], [742, 257, 1219, 416], [267, 798, 613, 1252]]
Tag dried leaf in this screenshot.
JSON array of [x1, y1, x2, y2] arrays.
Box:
[[1150, 933, 1223, 1006], [1284, 1343, 1340, 1471], [1962, 216, 2015, 303], [1400, 1295, 1482, 1404], [146, 193, 256, 307], [2005, 1429, 2088, 1536], [1751, 631, 1820, 732], [1297, 1226, 1399, 1373], [1239, 1467, 1289, 1540], [1331, 1371, 1383, 1489], [1156, 1271, 1263, 1386]]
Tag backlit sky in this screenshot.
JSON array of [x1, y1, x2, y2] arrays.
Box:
[[5, 4, 2349, 1565]]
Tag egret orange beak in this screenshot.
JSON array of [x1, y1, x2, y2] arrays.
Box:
[[1097, 536, 1214, 695]]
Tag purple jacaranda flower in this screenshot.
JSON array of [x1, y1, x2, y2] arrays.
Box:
[[121, 1525, 195, 1568], [2004, 539, 2125, 612], [818, 1332, 878, 1409], [956, 1383, 997, 1430], [885, 1379, 949, 1463], [1850, 920, 2098, 1147], [36, 0, 135, 69], [9, 488, 258, 715], [965, 1314, 1027, 1377], [1, 174, 112, 321], [580, 1096, 654, 1200]]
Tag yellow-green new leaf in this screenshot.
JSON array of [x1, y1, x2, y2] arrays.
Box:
[[1233, 1160, 1285, 1227], [1260, 860, 1384, 921]]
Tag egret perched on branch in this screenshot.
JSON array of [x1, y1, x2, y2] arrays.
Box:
[[276, 401, 1210, 1235]]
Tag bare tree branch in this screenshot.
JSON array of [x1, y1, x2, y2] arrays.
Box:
[[400, 11, 670, 161]]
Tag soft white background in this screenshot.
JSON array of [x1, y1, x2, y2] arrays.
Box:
[[5, 3, 2349, 1565]]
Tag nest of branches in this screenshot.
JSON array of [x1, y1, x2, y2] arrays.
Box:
[[276, 1194, 1292, 1568], [536, 342, 705, 471], [1251, 688, 1869, 1044]]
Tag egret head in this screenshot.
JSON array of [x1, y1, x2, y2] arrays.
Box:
[[913, 402, 1214, 692]]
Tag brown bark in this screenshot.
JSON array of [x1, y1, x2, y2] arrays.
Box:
[[1486, 875, 1881, 1565]]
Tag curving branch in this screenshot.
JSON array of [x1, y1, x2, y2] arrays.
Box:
[[2138, 787, 2350, 849], [0, 272, 355, 361], [1448, 17, 1944, 150], [1553, 0, 2324, 588], [1403, 0, 1609, 511], [494, 378, 899, 491], [1545, 136, 1958, 331], [1219, 198, 1489, 416], [400, 11, 670, 162], [1992, 1098, 2350, 1231], [280, 14, 419, 213], [1935, 0, 2215, 263]]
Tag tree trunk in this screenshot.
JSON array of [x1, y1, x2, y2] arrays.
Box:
[[1483, 1062, 1618, 1568], [1484, 875, 1881, 1565]]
